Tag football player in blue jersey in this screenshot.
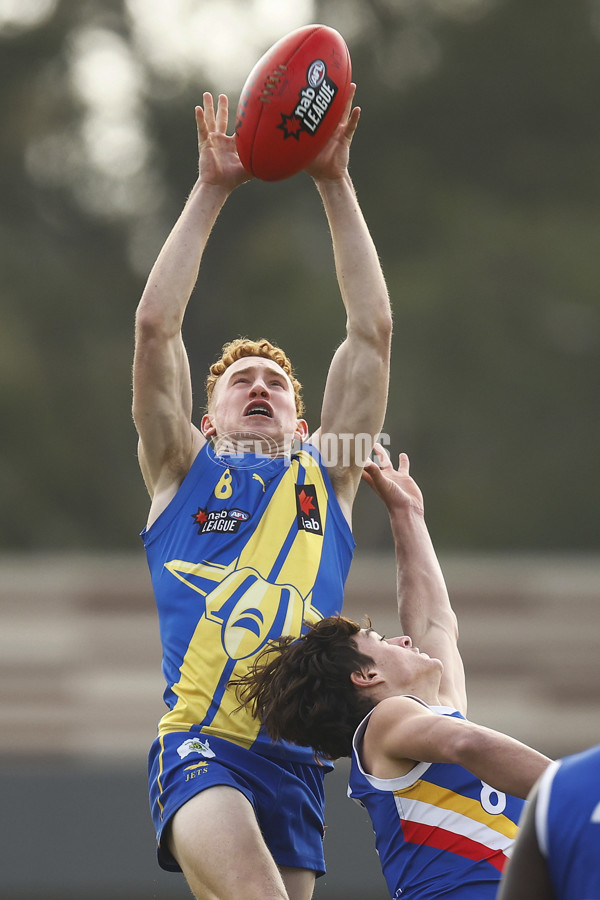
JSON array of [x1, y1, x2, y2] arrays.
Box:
[[498, 743, 600, 900], [237, 445, 552, 899], [132, 89, 392, 900]]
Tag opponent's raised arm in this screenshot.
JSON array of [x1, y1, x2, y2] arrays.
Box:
[[306, 87, 393, 518], [132, 94, 252, 521], [363, 446, 467, 713]]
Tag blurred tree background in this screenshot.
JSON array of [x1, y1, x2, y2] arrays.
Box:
[[1, 0, 599, 553]]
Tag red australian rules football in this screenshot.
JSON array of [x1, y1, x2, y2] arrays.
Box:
[[235, 24, 352, 181]]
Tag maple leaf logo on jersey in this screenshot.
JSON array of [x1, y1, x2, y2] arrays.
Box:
[[297, 489, 315, 516], [295, 484, 322, 535]]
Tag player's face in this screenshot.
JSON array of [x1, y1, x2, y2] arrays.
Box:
[[203, 357, 307, 453], [354, 628, 442, 691]]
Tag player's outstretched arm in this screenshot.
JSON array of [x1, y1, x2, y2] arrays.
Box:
[[363, 446, 467, 713], [133, 94, 252, 523], [367, 696, 552, 799], [306, 87, 393, 521]]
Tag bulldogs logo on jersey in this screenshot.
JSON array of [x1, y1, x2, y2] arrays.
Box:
[[295, 484, 323, 534]]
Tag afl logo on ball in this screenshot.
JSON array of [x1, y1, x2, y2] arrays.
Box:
[[307, 60, 326, 88]]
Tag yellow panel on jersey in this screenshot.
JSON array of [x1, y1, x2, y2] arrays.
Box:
[[142, 444, 354, 762], [395, 778, 519, 840]]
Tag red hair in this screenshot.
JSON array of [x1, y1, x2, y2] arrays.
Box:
[[205, 338, 304, 416]]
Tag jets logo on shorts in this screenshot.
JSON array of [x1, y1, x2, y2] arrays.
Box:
[[295, 484, 323, 534]]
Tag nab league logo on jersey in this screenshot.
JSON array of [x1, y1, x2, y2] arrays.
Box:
[[192, 507, 250, 535], [295, 484, 323, 535]]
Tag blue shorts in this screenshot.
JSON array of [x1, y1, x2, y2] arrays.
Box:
[[148, 730, 331, 875]]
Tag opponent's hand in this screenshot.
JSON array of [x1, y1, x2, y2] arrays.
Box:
[[362, 443, 425, 516], [305, 83, 360, 182], [196, 93, 254, 191]]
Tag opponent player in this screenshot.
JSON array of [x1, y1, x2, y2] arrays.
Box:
[[238, 446, 552, 899], [497, 743, 600, 899], [132, 90, 392, 900]]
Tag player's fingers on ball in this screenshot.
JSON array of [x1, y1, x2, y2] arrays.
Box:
[[346, 83, 357, 116], [342, 83, 356, 119], [345, 106, 361, 140]]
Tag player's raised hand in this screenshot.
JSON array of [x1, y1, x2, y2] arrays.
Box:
[[362, 443, 425, 516], [195, 93, 253, 191], [305, 83, 360, 182]]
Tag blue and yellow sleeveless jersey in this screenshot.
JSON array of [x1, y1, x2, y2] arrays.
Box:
[[141, 442, 354, 763], [348, 701, 524, 899], [536, 744, 600, 899]]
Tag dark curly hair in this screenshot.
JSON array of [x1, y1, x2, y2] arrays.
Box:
[[234, 616, 376, 760]]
